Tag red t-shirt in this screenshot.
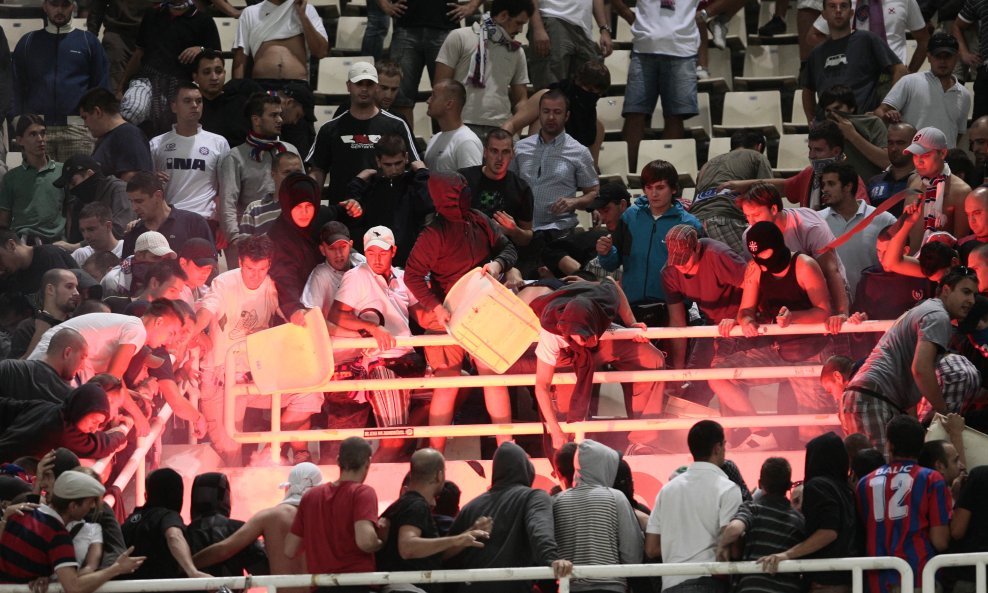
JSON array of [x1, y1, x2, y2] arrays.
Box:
[[0, 506, 77, 582], [290, 481, 379, 574]]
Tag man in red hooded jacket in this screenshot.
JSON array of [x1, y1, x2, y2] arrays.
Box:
[[405, 171, 518, 451]]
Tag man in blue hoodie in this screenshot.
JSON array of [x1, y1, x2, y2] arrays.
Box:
[[11, 0, 110, 161], [597, 159, 702, 324]]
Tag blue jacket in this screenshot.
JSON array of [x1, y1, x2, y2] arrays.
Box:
[[12, 27, 109, 122], [598, 197, 702, 304]]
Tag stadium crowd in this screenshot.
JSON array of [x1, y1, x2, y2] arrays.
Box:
[[5, 0, 988, 588]]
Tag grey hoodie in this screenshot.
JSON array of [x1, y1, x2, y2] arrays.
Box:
[[446, 442, 560, 593], [553, 440, 645, 593]]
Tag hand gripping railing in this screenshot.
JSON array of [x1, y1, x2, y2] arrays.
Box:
[[222, 320, 894, 457], [0, 557, 914, 593], [923, 552, 988, 593]]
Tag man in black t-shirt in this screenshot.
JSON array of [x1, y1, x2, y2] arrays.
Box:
[[79, 88, 153, 183], [459, 128, 534, 248], [0, 228, 80, 300], [123, 467, 212, 581], [192, 49, 263, 149], [376, 449, 488, 590], [306, 62, 419, 203]]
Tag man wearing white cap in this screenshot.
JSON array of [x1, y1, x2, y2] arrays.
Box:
[[100, 230, 176, 298], [329, 225, 420, 363], [0, 470, 145, 588], [904, 127, 972, 249], [192, 462, 322, 593], [306, 61, 419, 203]]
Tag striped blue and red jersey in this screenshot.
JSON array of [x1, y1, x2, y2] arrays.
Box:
[[0, 506, 78, 582], [855, 461, 952, 591]]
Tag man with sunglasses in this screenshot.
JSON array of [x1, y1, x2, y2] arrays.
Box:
[[11, 0, 110, 161], [843, 265, 978, 451]]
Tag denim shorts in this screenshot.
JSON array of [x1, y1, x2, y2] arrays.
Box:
[[623, 51, 699, 118]]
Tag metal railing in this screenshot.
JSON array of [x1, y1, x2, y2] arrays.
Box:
[[924, 552, 988, 593], [0, 558, 915, 593], [221, 320, 894, 459]]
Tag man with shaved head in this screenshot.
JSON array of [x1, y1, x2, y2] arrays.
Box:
[[969, 244, 988, 293], [867, 122, 917, 219], [423, 79, 483, 173], [376, 448, 490, 582], [960, 187, 988, 264], [0, 327, 88, 403], [9, 268, 80, 359]]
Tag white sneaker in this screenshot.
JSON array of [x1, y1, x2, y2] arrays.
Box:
[[709, 19, 728, 50], [696, 65, 710, 79], [736, 431, 778, 451]]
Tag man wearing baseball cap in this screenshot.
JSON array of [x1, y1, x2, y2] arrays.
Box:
[[53, 154, 135, 247], [100, 230, 176, 298], [0, 470, 146, 588], [306, 61, 419, 203], [301, 221, 366, 317], [876, 32, 972, 147], [903, 126, 972, 249]]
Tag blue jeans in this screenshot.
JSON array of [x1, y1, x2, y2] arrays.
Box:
[[360, 0, 390, 60], [390, 26, 450, 107], [665, 577, 728, 593]]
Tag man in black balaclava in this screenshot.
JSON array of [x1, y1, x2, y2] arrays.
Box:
[[123, 467, 212, 581], [53, 154, 135, 248], [709, 221, 836, 450]]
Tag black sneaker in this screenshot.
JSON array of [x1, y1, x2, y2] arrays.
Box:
[[758, 15, 787, 36]]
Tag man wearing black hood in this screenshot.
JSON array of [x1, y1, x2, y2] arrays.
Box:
[[711, 220, 834, 450], [52, 155, 135, 249], [123, 467, 212, 581], [268, 173, 362, 326], [445, 442, 572, 591], [759, 432, 857, 590], [528, 278, 662, 449], [0, 383, 130, 462], [405, 171, 518, 451], [187, 472, 269, 577]]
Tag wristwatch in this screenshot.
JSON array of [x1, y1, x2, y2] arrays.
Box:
[[599, 24, 612, 34]]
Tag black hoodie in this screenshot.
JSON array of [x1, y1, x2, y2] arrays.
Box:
[[801, 432, 858, 585], [0, 383, 125, 462], [187, 472, 269, 577], [445, 442, 559, 593], [268, 173, 348, 319], [123, 468, 188, 580]]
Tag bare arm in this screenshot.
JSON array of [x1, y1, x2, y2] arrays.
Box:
[[605, 276, 638, 328], [434, 62, 455, 83], [908, 26, 929, 73], [165, 527, 212, 579], [534, 357, 564, 447], [308, 167, 327, 189], [890, 63, 908, 86], [930, 525, 950, 552], [501, 90, 546, 135], [954, 19, 982, 68], [610, 0, 636, 23], [397, 524, 484, 560], [644, 533, 661, 560], [666, 300, 688, 370], [952, 507, 972, 540], [193, 513, 266, 568], [802, 87, 817, 125], [284, 532, 302, 559], [232, 49, 247, 80], [79, 542, 103, 575], [913, 340, 947, 414], [790, 255, 833, 324], [117, 49, 143, 95], [354, 519, 384, 553], [156, 379, 203, 423], [509, 84, 528, 114], [210, 0, 241, 17], [881, 203, 925, 277], [814, 250, 848, 315], [298, 2, 329, 59], [55, 548, 144, 593], [737, 261, 762, 329]]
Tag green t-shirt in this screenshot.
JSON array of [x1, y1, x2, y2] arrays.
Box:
[[0, 159, 66, 240]]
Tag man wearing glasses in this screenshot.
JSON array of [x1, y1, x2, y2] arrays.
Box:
[[842, 266, 978, 451]]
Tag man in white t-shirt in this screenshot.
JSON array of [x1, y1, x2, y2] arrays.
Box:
[[101, 230, 176, 298], [328, 225, 419, 362], [301, 221, 366, 320], [423, 80, 483, 174], [435, 0, 533, 137], [149, 82, 230, 219], [526, 0, 613, 90], [193, 234, 322, 465], [71, 202, 123, 267], [29, 300, 185, 436]]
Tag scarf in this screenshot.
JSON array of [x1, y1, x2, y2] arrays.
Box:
[[921, 162, 951, 242], [246, 130, 287, 163], [467, 13, 521, 89], [854, 0, 887, 43]]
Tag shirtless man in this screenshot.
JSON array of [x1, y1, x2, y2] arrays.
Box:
[[191, 462, 323, 593], [232, 0, 328, 82], [904, 127, 971, 251]]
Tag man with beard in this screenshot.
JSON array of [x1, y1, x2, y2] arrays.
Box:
[[968, 117, 988, 185], [344, 134, 432, 267], [0, 327, 88, 403], [958, 186, 988, 265], [867, 123, 917, 218], [9, 268, 80, 359], [843, 266, 978, 449]]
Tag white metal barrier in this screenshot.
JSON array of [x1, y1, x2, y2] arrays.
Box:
[[221, 320, 894, 455], [0, 558, 915, 593], [924, 552, 988, 593]]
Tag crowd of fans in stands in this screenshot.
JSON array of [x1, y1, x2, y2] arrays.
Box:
[[6, 0, 988, 588]]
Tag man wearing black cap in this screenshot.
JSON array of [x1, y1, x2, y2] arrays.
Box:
[[53, 155, 134, 251], [178, 238, 217, 304], [710, 220, 834, 449], [875, 32, 973, 147], [543, 179, 627, 280]]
